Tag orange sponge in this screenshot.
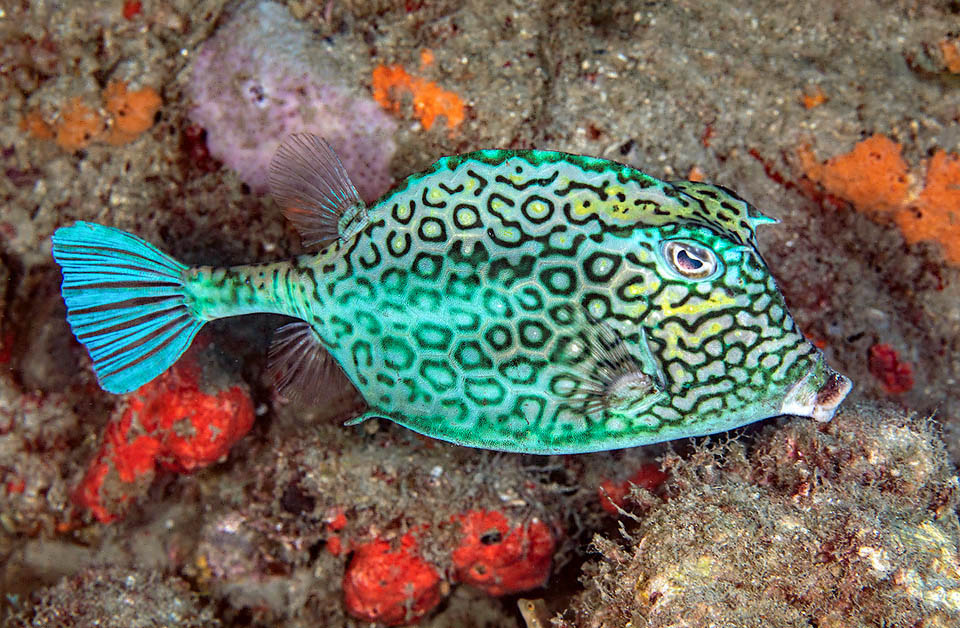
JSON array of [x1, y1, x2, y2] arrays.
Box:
[[940, 37, 960, 74], [896, 150, 960, 262], [103, 80, 162, 145], [801, 135, 960, 264], [798, 134, 912, 216], [372, 64, 464, 132], [801, 85, 827, 109], [22, 80, 162, 151], [55, 98, 105, 151], [19, 110, 54, 140]]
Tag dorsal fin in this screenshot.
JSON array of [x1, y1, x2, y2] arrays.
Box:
[[268, 133, 368, 247], [267, 321, 346, 402]]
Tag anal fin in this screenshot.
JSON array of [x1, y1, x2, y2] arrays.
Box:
[[267, 321, 345, 402], [268, 133, 367, 247]]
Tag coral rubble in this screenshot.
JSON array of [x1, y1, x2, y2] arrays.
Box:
[[187, 408, 568, 625], [9, 566, 218, 627], [561, 405, 960, 627]]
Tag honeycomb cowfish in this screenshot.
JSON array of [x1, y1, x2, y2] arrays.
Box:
[[52, 133, 852, 454]]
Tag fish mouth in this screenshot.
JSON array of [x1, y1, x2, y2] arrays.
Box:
[[780, 359, 853, 423]]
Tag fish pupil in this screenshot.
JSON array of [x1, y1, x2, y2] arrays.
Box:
[[676, 248, 704, 270]]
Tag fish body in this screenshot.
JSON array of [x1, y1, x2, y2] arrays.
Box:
[[52, 135, 851, 454]]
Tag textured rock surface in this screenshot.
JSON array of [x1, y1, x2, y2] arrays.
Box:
[[1, 0, 959, 625], [561, 405, 960, 627], [9, 566, 219, 627]]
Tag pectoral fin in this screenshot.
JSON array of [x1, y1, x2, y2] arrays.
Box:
[[551, 307, 666, 417]]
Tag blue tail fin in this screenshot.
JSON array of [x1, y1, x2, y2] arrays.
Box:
[[51, 221, 204, 394]]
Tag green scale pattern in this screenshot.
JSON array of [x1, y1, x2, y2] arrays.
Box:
[[185, 150, 822, 454]]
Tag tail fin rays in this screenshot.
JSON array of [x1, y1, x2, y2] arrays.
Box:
[[52, 221, 204, 394]]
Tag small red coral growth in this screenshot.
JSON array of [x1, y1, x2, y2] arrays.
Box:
[[868, 343, 914, 394], [599, 462, 669, 514], [182, 124, 220, 173], [326, 506, 348, 531], [451, 510, 554, 596], [343, 533, 442, 626], [122, 0, 142, 20], [73, 348, 254, 523], [326, 535, 343, 556], [324, 507, 349, 556], [5, 477, 26, 494], [0, 331, 15, 364], [73, 427, 160, 523]]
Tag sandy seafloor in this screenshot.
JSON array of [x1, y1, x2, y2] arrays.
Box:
[[2, 0, 960, 626]]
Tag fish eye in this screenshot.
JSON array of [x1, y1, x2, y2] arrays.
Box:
[[661, 240, 720, 280]]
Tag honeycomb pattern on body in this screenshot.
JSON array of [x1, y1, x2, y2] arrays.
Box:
[[193, 150, 820, 453]]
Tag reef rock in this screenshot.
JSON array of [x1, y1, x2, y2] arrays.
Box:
[[561, 404, 960, 628]]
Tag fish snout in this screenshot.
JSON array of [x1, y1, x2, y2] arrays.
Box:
[[780, 361, 853, 423]]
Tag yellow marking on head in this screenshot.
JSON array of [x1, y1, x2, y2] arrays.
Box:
[[428, 188, 443, 202], [596, 203, 620, 221], [659, 293, 736, 318], [624, 303, 647, 320], [592, 198, 651, 224], [526, 199, 549, 218], [571, 200, 592, 217]]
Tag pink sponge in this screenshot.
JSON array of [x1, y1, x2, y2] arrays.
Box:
[[186, 0, 397, 203]]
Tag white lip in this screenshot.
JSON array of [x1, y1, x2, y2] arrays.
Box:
[[781, 364, 853, 423]]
